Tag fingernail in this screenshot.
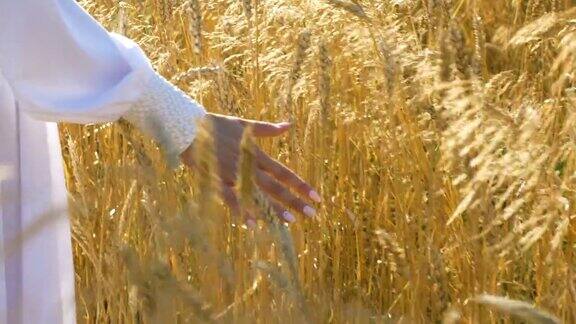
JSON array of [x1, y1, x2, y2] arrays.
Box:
[[278, 122, 291, 128], [283, 211, 296, 223], [246, 219, 257, 228], [303, 206, 316, 218], [309, 190, 322, 203]]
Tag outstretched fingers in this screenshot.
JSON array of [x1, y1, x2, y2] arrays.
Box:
[[255, 170, 316, 221], [255, 149, 321, 203]]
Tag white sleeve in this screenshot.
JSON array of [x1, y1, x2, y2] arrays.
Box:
[[0, 0, 206, 166]]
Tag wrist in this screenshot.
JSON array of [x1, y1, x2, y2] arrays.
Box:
[[123, 71, 207, 168]]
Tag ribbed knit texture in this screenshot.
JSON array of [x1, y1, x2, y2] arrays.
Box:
[[124, 72, 206, 167]]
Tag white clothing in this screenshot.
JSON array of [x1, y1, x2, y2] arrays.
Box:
[[0, 1, 206, 323]]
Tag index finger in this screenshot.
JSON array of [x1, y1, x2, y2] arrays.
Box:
[[255, 149, 322, 203]]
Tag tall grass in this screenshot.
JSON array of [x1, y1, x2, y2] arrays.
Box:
[[63, 0, 576, 322]]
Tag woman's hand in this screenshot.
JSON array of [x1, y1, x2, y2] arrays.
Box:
[[180, 113, 321, 226]]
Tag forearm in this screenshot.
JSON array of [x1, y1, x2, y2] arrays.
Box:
[[0, 0, 206, 166]]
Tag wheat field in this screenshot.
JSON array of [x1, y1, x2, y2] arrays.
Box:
[[61, 0, 576, 322]]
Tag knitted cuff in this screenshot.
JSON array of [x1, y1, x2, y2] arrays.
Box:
[[123, 72, 206, 168]]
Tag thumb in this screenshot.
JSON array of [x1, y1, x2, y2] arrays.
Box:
[[243, 120, 292, 137]]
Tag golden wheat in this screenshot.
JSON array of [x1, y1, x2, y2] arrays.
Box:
[[63, 0, 576, 322]]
